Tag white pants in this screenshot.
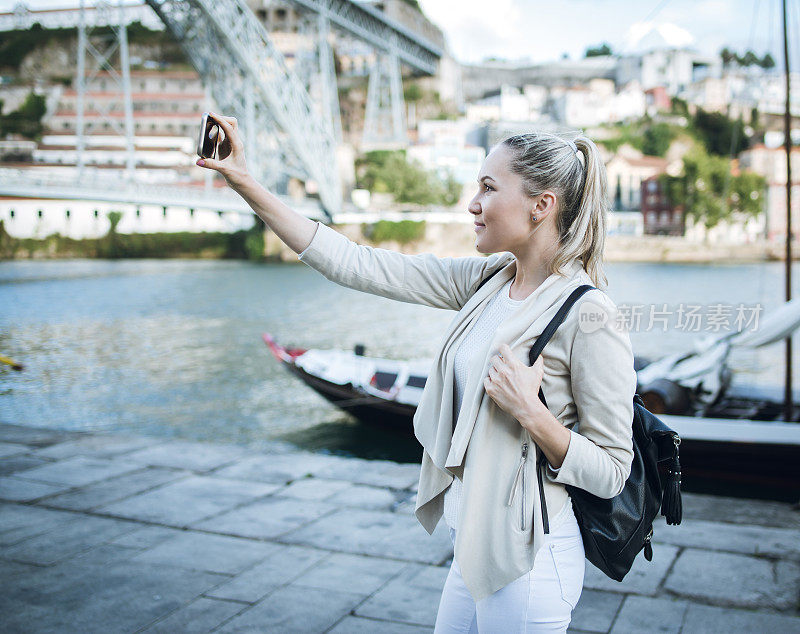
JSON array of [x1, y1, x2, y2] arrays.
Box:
[[434, 499, 585, 634]]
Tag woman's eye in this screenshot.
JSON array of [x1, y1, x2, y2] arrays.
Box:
[[483, 184, 493, 192]]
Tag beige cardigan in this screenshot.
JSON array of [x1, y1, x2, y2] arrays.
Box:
[[297, 221, 637, 602]]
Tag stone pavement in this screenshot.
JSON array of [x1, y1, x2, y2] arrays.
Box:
[[1, 421, 798, 633]]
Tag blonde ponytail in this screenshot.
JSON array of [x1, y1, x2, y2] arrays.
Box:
[[501, 132, 609, 289]]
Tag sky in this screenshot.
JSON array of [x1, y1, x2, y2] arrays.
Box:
[[0, 0, 794, 66]]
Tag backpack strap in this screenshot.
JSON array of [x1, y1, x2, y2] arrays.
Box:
[[528, 283, 596, 534], [475, 265, 504, 294], [530, 283, 597, 410]]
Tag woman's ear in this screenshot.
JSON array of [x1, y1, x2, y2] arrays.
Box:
[[531, 191, 558, 221]]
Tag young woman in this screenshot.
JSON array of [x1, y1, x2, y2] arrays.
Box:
[[197, 113, 636, 633]]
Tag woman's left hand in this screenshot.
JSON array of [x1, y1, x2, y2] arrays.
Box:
[[483, 343, 547, 428]]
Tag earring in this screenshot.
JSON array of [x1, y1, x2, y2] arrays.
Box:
[[532, 215, 537, 222]]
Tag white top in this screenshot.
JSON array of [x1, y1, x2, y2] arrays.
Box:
[[443, 277, 523, 529]]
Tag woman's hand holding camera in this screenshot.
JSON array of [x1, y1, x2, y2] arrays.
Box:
[[196, 112, 250, 188]]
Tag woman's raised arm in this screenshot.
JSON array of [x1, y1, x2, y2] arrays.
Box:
[[197, 112, 511, 311], [196, 112, 317, 255]]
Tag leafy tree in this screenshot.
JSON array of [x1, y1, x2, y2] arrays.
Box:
[[355, 150, 460, 206], [403, 83, 423, 102], [660, 148, 765, 229], [585, 43, 613, 57], [642, 123, 675, 157], [0, 91, 47, 140], [692, 108, 748, 156]]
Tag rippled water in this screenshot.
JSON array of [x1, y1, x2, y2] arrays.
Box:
[[1, 257, 798, 464]]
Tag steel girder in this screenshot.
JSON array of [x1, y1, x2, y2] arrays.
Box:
[[75, 0, 136, 181], [145, 0, 340, 216], [283, 0, 441, 75]]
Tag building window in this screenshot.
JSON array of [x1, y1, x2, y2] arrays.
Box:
[[37, 209, 43, 218], [65, 209, 70, 218], [9, 210, 14, 218], [136, 208, 141, 217], [94, 209, 99, 217]]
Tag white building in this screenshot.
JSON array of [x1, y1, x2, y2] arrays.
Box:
[[551, 79, 646, 127], [616, 23, 720, 95], [0, 199, 254, 240], [408, 119, 485, 185]]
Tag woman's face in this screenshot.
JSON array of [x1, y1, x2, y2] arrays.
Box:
[[468, 144, 537, 255]]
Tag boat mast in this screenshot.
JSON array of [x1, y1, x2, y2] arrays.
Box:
[[783, 0, 793, 421]]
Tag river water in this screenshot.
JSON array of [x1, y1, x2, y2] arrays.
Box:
[[1, 257, 798, 466]]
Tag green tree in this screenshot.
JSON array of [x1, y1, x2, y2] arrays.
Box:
[[661, 148, 766, 229], [692, 108, 748, 156], [642, 123, 675, 157], [585, 43, 613, 57], [0, 91, 47, 140], [355, 150, 460, 206]]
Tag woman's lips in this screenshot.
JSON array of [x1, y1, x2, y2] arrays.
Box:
[[474, 222, 485, 231]]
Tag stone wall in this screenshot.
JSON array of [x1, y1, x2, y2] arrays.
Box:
[[265, 222, 785, 263]]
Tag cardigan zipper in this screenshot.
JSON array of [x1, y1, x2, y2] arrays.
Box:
[[506, 441, 529, 531]]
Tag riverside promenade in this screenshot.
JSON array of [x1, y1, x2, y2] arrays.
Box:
[[1, 421, 799, 633]]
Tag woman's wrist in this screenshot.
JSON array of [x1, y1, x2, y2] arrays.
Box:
[[518, 400, 552, 434], [227, 170, 254, 191]]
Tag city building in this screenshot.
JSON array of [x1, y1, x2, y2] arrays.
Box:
[[739, 143, 800, 242], [640, 175, 684, 235]]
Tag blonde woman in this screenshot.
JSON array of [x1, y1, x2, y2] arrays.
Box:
[[197, 112, 636, 633]]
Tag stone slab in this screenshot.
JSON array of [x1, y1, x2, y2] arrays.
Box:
[[13, 455, 142, 488], [651, 516, 800, 560], [313, 457, 420, 490], [141, 596, 246, 633], [282, 508, 454, 565], [0, 475, 72, 502], [569, 589, 625, 634], [124, 440, 252, 472], [663, 548, 800, 610], [0, 441, 30, 458], [679, 491, 800, 530], [0, 454, 53, 476], [212, 452, 355, 485], [608, 595, 689, 634], [193, 496, 338, 540], [96, 475, 280, 527], [129, 531, 275, 575], [43, 466, 188, 512], [680, 602, 800, 633], [207, 544, 329, 603], [0, 503, 80, 546], [328, 616, 432, 634], [0, 513, 137, 566], [32, 434, 160, 460], [216, 584, 364, 633], [583, 542, 679, 596], [0, 423, 79, 448], [107, 525, 185, 551], [0, 558, 228, 633], [275, 476, 351, 500], [355, 562, 449, 627], [291, 552, 410, 598], [323, 482, 398, 510]]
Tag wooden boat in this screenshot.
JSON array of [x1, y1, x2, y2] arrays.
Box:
[[262, 328, 800, 501]]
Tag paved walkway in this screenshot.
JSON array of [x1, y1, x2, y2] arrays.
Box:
[[0, 422, 798, 633]]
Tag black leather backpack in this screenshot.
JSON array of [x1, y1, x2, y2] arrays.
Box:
[[476, 271, 683, 581]]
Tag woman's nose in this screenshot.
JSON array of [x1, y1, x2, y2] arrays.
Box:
[[468, 197, 480, 214]]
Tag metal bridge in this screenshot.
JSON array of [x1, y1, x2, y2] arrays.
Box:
[[0, 0, 443, 219]]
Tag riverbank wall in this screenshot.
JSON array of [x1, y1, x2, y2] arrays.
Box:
[[265, 221, 789, 264]]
